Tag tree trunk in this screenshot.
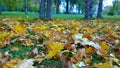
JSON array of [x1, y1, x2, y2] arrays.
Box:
[[46, 0, 53, 20], [56, 0, 60, 14], [24, 0, 28, 14], [0, 8, 1, 14], [97, 0, 103, 18], [39, 0, 46, 19], [84, 0, 94, 19], [66, 0, 69, 14]]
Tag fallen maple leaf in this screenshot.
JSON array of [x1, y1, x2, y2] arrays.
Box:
[[100, 41, 110, 57], [93, 62, 112, 68], [11, 24, 27, 34], [47, 42, 64, 58]]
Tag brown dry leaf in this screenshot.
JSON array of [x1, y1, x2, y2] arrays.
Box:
[[71, 48, 85, 64], [83, 33, 92, 40], [114, 45, 120, 58], [64, 43, 74, 51], [61, 54, 72, 68]]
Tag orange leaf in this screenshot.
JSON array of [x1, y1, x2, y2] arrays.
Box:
[[83, 33, 92, 40]]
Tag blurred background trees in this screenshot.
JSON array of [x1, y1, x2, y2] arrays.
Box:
[[0, 0, 120, 19]]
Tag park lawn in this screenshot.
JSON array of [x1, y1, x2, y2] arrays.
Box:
[[0, 12, 120, 20]]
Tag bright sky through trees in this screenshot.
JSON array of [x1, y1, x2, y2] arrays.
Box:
[[103, 0, 113, 7]]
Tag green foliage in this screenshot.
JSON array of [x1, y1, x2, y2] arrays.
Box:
[[77, 0, 85, 13], [90, 53, 105, 65], [0, 0, 4, 7], [2, 0, 22, 11], [1, 0, 39, 12], [106, 0, 120, 15], [28, 0, 39, 12]]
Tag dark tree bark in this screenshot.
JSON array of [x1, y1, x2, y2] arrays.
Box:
[[0, 8, 1, 14], [56, 0, 60, 14], [97, 0, 103, 18], [66, 0, 69, 14], [24, 0, 28, 14], [39, 0, 53, 20], [46, 0, 53, 20], [39, 0, 46, 19], [84, 0, 94, 19], [78, 7, 80, 14]]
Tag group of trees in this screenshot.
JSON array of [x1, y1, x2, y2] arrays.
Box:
[[0, 0, 39, 13], [39, 0, 103, 19], [108, 0, 120, 15], [0, 0, 120, 20]]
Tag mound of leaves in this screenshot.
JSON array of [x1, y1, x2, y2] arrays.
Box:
[[0, 18, 120, 68]]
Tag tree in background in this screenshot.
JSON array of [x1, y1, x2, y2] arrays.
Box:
[[84, 0, 94, 19], [65, 0, 78, 14], [56, 0, 61, 14], [46, 0, 53, 20], [39, 0, 53, 20], [65, 0, 69, 14], [112, 0, 120, 15], [39, 0, 46, 19], [2, 0, 24, 11], [77, 0, 85, 14], [0, 0, 4, 14], [24, 0, 28, 14], [107, 0, 120, 15], [0, 8, 2, 14], [97, 0, 103, 18], [54, 0, 61, 14]]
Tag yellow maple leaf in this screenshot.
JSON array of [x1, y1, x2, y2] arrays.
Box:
[[0, 31, 9, 40], [93, 62, 112, 68], [3, 59, 20, 68], [100, 41, 110, 57], [0, 31, 10, 47], [85, 46, 94, 54], [12, 24, 27, 34], [47, 42, 64, 58], [34, 25, 47, 31]]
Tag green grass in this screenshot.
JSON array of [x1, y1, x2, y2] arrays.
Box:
[[0, 12, 39, 20], [0, 11, 120, 20]]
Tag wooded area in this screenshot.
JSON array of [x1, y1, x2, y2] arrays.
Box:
[[0, 0, 120, 19]]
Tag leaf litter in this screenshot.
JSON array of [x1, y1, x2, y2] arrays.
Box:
[[0, 18, 120, 68]]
